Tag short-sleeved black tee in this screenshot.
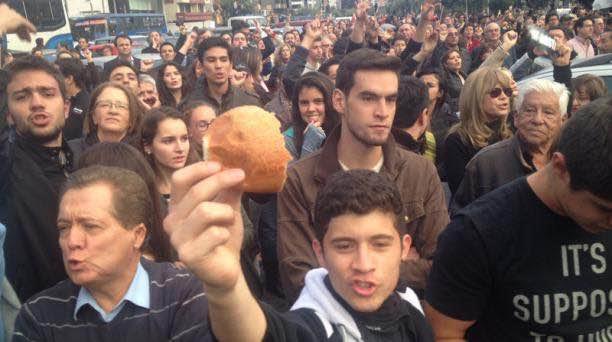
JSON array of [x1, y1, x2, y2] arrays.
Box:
[[426, 177, 612, 341]]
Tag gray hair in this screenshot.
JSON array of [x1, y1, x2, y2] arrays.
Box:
[[515, 79, 570, 116], [138, 74, 156, 87]]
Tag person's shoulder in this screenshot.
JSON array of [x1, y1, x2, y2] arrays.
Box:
[[22, 279, 78, 317], [467, 137, 514, 165], [143, 259, 202, 291], [393, 145, 437, 176], [288, 145, 322, 170], [103, 57, 118, 68], [459, 178, 531, 232]]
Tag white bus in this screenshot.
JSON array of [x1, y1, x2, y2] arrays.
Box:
[[4, 0, 72, 53]]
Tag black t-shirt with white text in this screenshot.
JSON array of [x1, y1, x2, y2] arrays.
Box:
[[426, 177, 612, 341]]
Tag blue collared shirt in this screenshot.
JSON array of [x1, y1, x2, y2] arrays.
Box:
[[74, 262, 150, 322]]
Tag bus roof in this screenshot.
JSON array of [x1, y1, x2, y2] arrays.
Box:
[[72, 13, 164, 20]]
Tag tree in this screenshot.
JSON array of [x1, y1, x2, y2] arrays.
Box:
[[218, 0, 257, 20], [383, 0, 418, 16]]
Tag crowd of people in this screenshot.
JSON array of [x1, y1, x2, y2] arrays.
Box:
[[0, 0, 611, 341]]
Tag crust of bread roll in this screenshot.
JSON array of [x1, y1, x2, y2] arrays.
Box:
[[203, 106, 292, 193]]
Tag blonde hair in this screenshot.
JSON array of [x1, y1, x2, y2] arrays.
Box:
[[452, 67, 513, 148]]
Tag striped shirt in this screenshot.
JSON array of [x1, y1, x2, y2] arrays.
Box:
[[13, 258, 212, 342]]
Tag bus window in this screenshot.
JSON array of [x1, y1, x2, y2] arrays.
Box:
[[9, 0, 66, 32]]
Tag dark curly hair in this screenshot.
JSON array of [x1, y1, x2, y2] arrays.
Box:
[[313, 170, 405, 242]]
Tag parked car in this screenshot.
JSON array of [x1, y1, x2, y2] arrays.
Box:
[[517, 53, 612, 90]]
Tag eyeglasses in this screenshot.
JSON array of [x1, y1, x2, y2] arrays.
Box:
[[488, 87, 513, 98], [95, 100, 129, 110], [196, 119, 214, 131]]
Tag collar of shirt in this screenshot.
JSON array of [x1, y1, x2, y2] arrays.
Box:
[[338, 156, 384, 173], [73, 262, 150, 322]]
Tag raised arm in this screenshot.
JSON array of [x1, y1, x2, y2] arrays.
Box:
[[282, 19, 322, 97], [163, 162, 266, 341]]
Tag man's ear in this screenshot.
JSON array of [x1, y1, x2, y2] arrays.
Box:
[[332, 88, 346, 116], [400, 234, 413, 262], [312, 239, 327, 268], [550, 151, 570, 185], [132, 223, 148, 250], [418, 107, 429, 126]]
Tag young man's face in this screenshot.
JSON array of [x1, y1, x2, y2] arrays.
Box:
[[202, 47, 232, 87], [333, 70, 398, 147], [313, 210, 411, 312], [115, 37, 132, 57], [78, 38, 88, 50], [308, 41, 323, 63], [594, 18, 605, 34], [577, 20, 594, 39], [109, 66, 139, 94], [7, 70, 69, 146]]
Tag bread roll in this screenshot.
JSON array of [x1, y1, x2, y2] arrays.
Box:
[[203, 106, 292, 193]]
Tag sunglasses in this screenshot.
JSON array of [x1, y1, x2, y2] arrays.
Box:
[[488, 87, 513, 98]]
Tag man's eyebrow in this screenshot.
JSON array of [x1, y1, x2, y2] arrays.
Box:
[[11, 85, 56, 95], [329, 237, 355, 244], [358, 90, 381, 98]]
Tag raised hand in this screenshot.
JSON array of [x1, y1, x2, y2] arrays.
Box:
[[552, 40, 572, 66], [140, 59, 154, 72], [420, 0, 439, 22], [501, 30, 518, 52], [422, 30, 439, 54], [164, 162, 246, 292], [0, 4, 37, 40], [83, 49, 94, 63], [304, 18, 323, 41], [355, 0, 370, 24]]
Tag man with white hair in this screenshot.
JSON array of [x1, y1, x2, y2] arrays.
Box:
[[452, 78, 570, 210], [137, 74, 161, 110]]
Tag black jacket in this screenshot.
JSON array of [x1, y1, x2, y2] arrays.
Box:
[[392, 128, 426, 156], [63, 90, 90, 141], [443, 120, 505, 195], [451, 135, 535, 213], [181, 77, 260, 114], [0, 132, 74, 301]]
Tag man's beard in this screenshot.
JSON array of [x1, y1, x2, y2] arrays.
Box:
[[17, 121, 64, 145], [345, 119, 387, 147]]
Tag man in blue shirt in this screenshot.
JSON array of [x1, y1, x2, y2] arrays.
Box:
[[13, 166, 211, 341]]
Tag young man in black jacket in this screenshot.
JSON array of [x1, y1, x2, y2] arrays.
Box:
[[1, 56, 74, 301], [164, 166, 434, 341]]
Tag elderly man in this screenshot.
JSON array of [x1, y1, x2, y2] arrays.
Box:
[[13, 166, 210, 341], [470, 22, 517, 72], [137, 74, 161, 110], [426, 96, 612, 341], [398, 23, 416, 41], [452, 78, 570, 210]]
